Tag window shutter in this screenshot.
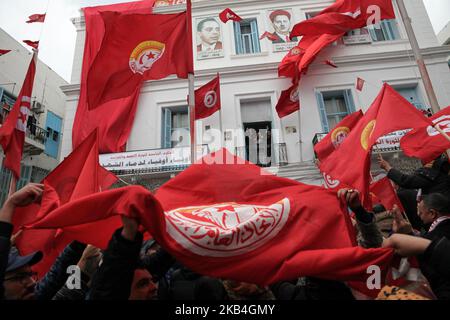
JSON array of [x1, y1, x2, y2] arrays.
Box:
[[343, 89, 356, 113], [250, 19, 261, 53], [233, 21, 243, 54], [162, 108, 172, 148], [315, 91, 329, 132]]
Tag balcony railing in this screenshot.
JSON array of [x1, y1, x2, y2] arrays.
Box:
[[26, 124, 47, 145], [235, 143, 288, 167], [1, 107, 47, 146]]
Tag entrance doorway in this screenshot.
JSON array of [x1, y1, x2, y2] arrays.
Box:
[[243, 121, 272, 167]]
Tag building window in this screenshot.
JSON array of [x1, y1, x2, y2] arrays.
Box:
[[233, 18, 261, 55], [394, 86, 429, 112], [316, 89, 356, 132], [368, 20, 400, 41], [161, 106, 189, 148]]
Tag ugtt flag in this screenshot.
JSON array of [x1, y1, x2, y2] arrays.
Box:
[[87, 10, 193, 109], [0, 52, 37, 178], [30, 149, 394, 288]]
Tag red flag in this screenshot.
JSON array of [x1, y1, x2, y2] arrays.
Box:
[[278, 45, 304, 78], [298, 33, 344, 72], [0, 49, 11, 56], [400, 106, 450, 164], [276, 83, 300, 118], [13, 129, 117, 277], [370, 177, 404, 211], [290, 0, 395, 38], [29, 149, 394, 287], [325, 59, 338, 68], [26, 13, 46, 23], [87, 9, 193, 109], [72, 0, 158, 153], [356, 77, 366, 91], [259, 31, 278, 41], [319, 84, 433, 208], [314, 110, 363, 163], [219, 8, 242, 23], [194, 74, 221, 120], [0, 53, 37, 178], [23, 40, 39, 49]]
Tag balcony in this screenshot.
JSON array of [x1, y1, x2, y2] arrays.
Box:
[[1, 107, 47, 156]]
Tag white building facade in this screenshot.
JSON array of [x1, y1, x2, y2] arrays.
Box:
[[61, 0, 450, 189], [0, 28, 68, 204]]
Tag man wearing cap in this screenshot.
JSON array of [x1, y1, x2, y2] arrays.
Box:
[[269, 10, 298, 43], [0, 183, 44, 300]]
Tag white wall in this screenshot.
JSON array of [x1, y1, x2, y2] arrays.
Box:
[[61, 0, 450, 165]]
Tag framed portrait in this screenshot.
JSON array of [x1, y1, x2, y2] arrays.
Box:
[[195, 17, 224, 60], [266, 9, 298, 52]]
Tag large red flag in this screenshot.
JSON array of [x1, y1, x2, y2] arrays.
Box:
[[194, 74, 221, 120], [370, 177, 404, 211], [298, 33, 344, 72], [0, 52, 37, 178], [319, 84, 432, 208], [26, 13, 46, 23], [87, 9, 193, 109], [72, 0, 157, 153], [13, 129, 117, 277], [314, 110, 363, 163], [29, 149, 394, 287], [400, 106, 450, 164], [275, 83, 300, 118], [290, 0, 395, 38]]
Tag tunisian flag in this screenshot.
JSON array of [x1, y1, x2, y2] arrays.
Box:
[[87, 9, 193, 109], [26, 13, 46, 23], [319, 84, 432, 208], [0, 52, 37, 178], [195, 74, 221, 120], [370, 177, 404, 211], [314, 110, 363, 163], [72, 0, 157, 153], [13, 129, 117, 277], [219, 8, 242, 23], [275, 83, 300, 118], [29, 149, 394, 287], [400, 106, 450, 164]]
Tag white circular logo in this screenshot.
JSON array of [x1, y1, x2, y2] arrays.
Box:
[[165, 199, 290, 257], [203, 91, 217, 108]]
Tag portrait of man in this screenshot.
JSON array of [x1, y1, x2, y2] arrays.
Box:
[[269, 9, 297, 44], [196, 17, 223, 53]]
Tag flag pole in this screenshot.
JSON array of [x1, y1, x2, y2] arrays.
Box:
[[219, 110, 224, 149], [396, 0, 440, 114], [297, 109, 303, 162], [189, 74, 196, 164], [186, 0, 196, 164], [8, 174, 16, 197]]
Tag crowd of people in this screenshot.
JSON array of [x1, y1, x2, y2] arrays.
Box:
[[1, 153, 450, 301]]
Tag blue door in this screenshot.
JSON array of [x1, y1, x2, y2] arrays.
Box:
[[44, 111, 62, 158]]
